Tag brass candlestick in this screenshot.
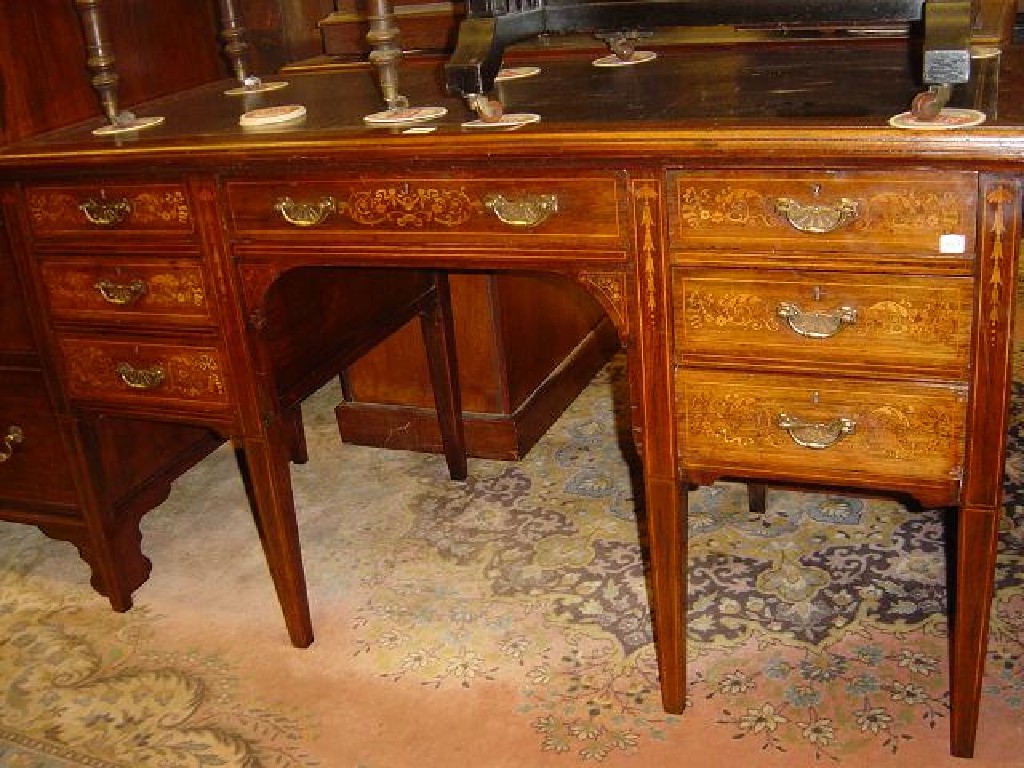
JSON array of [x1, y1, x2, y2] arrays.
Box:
[[366, 0, 408, 111], [217, 0, 288, 95], [74, 0, 164, 135]]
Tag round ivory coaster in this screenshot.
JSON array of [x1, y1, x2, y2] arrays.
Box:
[[889, 108, 986, 130], [363, 106, 447, 125], [462, 113, 541, 129], [92, 115, 165, 136], [592, 50, 657, 67], [495, 66, 541, 81], [239, 104, 307, 127], [225, 80, 289, 96]]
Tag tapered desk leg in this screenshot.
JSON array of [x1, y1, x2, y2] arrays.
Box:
[[420, 271, 467, 481], [234, 428, 314, 648], [949, 504, 1000, 757], [646, 474, 687, 713]]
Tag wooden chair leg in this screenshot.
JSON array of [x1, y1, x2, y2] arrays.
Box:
[[420, 271, 468, 480], [747, 482, 767, 514], [282, 404, 309, 464]]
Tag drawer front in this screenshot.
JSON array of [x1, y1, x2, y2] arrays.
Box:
[[225, 174, 626, 248], [0, 369, 77, 506], [60, 337, 230, 409], [673, 269, 973, 375], [668, 170, 977, 256], [25, 183, 193, 237], [40, 259, 213, 326], [675, 369, 967, 486]]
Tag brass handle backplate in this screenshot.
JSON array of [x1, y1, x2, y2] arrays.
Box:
[[79, 197, 132, 227], [777, 302, 858, 338], [95, 278, 147, 305], [274, 196, 336, 227], [0, 426, 24, 462], [484, 193, 559, 228], [116, 362, 166, 390], [777, 413, 856, 449], [774, 197, 858, 234]]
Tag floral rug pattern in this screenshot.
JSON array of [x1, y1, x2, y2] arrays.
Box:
[[1, 357, 1022, 766]]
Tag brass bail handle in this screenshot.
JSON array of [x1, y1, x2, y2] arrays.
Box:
[[777, 413, 856, 449], [0, 426, 24, 463], [274, 197, 337, 228], [774, 197, 859, 234], [483, 193, 559, 228]]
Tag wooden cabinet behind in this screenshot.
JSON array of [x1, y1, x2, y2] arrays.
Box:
[[339, 272, 621, 460]]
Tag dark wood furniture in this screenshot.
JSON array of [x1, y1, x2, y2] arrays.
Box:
[[2, 1, 1022, 761]]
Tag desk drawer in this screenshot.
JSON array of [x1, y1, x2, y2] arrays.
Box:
[[24, 183, 193, 237], [675, 369, 967, 486], [0, 369, 77, 506], [224, 174, 626, 248], [667, 170, 977, 256], [40, 259, 213, 326], [59, 337, 230, 410], [673, 269, 973, 375]]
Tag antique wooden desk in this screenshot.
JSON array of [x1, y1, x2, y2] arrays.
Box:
[[2, 37, 1022, 758]]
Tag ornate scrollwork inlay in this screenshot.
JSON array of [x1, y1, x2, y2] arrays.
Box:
[[683, 290, 966, 346], [26, 189, 190, 229], [579, 271, 628, 337], [683, 388, 961, 462], [676, 185, 965, 239], [64, 347, 226, 400], [343, 186, 478, 228], [47, 270, 206, 310]]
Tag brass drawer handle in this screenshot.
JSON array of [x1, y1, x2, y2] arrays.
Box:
[[116, 362, 166, 390], [79, 197, 132, 227], [0, 426, 24, 463], [777, 302, 858, 339], [774, 197, 858, 234], [483, 193, 558, 228], [95, 278, 147, 305], [777, 413, 856, 449], [274, 196, 336, 227]]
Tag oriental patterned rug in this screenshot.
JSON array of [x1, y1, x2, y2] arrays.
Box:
[[1, 356, 1022, 767]]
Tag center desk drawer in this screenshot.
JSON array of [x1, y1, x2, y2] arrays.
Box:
[[24, 183, 193, 238], [673, 269, 973, 375], [39, 259, 213, 326], [225, 175, 626, 248], [668, 170, 977, 256], [58, 336, 230, 410], [675, 369, 967, 486]]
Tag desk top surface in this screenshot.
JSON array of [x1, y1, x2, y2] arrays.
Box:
[[3, 40, 1024, 171]]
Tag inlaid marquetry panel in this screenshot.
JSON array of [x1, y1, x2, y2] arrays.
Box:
[[224, 174, 626, 249], [25, 183, 193, 236], [667, 170, 977, 256], [59, 337, 230, 409], [40, 260, 212, 325], [673, 269, 973, 375], [675, 369, 967, 485]]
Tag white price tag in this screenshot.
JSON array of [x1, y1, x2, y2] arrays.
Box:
[[939, 234, 967, 254]]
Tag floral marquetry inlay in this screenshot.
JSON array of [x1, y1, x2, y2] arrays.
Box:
[[681, 384, 964, 471], [342, 185, 480, 228], [46, 270, 207, 311], [676, 186, 965, 238], [26, 187, 191, 230], [63, 345, 228, 402], [683, 291, 965, 343]]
